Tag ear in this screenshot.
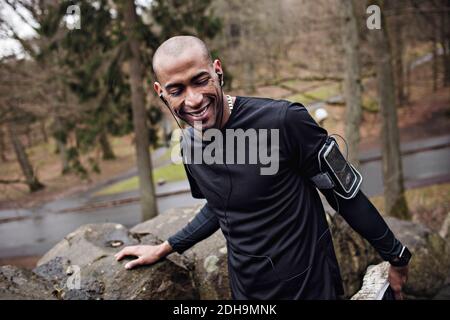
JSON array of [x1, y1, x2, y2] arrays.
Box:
[[213, 59, 223, 75], [153, 82, 162, 96]]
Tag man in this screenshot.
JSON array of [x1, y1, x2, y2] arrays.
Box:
[[115, 36, 410, 300]]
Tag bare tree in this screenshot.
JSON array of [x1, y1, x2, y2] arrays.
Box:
[[391, 2, 406, 105], [0, 57, 48, 192], [440, 0, 450, 86], [120, 0, 158, 221], [53, 115, 70, 174], [0, 125, 7, 162], [7, 120, 44, 192], [410, 0, 450, 88], [370, 0, 410, 220], [340, 0, 362, 166], [99, 130, 116, 160]]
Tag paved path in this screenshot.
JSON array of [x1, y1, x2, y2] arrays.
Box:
[[359, 135, 450, 197], [0, 182, 204, 257]]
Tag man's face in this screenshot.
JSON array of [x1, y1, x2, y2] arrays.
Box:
[[154, 48, 224, 130]]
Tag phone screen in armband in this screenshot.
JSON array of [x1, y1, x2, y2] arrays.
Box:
[[323, 141, 357, 193]]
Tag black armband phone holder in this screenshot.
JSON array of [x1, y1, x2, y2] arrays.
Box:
[[310, 136, 363, 199]]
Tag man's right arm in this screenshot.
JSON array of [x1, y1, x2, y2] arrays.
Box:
[[115, 203, 220, 269], [168, 155, 221, 253], [167, 203, 220, 254]]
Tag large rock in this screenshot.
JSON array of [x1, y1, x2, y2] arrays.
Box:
[[38, 223, 139, 267], [439, 211, 450, 244], [385, 217, 450, 298], [327, 213, 381, 297], [0, 196, 384, 300], [4, 205, 446, 300], [131, 204, 230, 299], [351, 262, 390, 300], [33, 223, 197, 300], [0, 265, 56, 300]]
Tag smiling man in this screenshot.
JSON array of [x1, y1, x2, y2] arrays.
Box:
[[152, 36, 228, 130], [115, 35, 411, 300]]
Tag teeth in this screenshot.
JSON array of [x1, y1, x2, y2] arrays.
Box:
[[191, 105, 209, 116]]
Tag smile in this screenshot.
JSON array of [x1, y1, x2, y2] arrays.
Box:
[[184, 104, 210, 117]]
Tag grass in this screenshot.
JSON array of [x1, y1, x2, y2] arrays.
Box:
[[281, 79, 300, 88], [287, 83, 340, 105], [95, 162, 186, 196], [288, 93, 316, 105], [97, 176, 140, 195], [370, 183, 450, 216], [362, 95, 379, 113], [158, 145, 177, 164], [153, 162, 186, 183], [279, 79, 315, 91], [281, 78, 377, 113]]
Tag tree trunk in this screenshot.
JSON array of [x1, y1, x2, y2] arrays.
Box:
[[244, 60, 256, 93], [40, 120, 48, 143], [56, 137, 70, 174], [7, 122, 45, 192], [370, 0, 409, 220], [0, 125, 7, 162], [341, 0, 362, 166], [99, 131, 116, 160], [432, 29, 439, 92], [120, 0, 158, 221], [25, 123, 33, 148], [405, 60, 411, 100], [442, 0, 450, 86], [392, 5, 406, 105], [53, 116, 70, 174]]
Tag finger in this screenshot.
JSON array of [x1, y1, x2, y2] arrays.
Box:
[[125, 258, 143, 270], [115, 246, 137, 261]]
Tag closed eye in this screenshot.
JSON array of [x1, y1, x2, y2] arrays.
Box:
[[169, 88, 183, 97], [194, 77, 210, 86]]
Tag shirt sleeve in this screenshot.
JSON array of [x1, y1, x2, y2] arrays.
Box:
[[284, 102, 404, 262], [283, 102, 328, 178], [320, 189, 404, 261], [167, 203, 220, 254]]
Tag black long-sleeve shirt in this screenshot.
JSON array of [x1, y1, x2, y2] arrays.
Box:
[[167, 96, 403, 299]]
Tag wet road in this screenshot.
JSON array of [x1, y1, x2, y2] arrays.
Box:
[[0, 191, 205, 258], [0, 135, 449, 259], [360, 135, 450, 197], [0, 148, 205, 258]]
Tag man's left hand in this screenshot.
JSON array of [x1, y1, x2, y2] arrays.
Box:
[[388, 265, 409, 300]]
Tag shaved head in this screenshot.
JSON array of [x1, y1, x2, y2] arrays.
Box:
[[152, 35, 227, 131], [152, 36, 212, 81]]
